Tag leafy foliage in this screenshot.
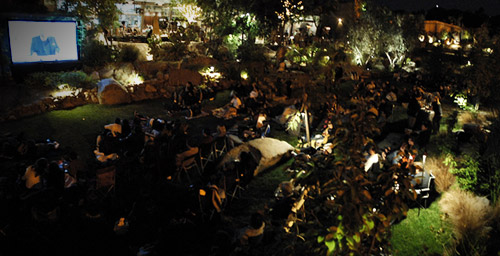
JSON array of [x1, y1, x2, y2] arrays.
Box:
[[444, 154, 480, 193], [81, 40, 115, 66], [118, 44, 141, 62], [280, 100, 417, 255], [237, 42, 268, 61], [347, 4, 417, 70], [147, 34, 189, 61], [24, 71, 97, 89]]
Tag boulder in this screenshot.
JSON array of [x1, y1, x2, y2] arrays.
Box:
[[99, 65, 114, 79], [96, 79, 131, 105], [168, 69, 202, 86], [145, 84, 157, 93]]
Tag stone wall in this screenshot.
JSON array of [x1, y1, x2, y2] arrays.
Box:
[[1, 66, 193, 122]]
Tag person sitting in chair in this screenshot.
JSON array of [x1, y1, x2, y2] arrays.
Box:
[[104, 118, 122, 137], [175, 139, 199, 168]]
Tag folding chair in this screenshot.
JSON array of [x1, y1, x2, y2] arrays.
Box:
[[228, 166, 245, 202], [213, 136, 228, 158], [414, 172, 435, 216], [96, 165, 116, 198], [175, 154, 201, 184], [199, 142, 216, 172], [198, 184, 225, 222]]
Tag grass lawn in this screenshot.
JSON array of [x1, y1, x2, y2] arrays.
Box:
[[0, 99, 169, 160], [0, 91, 232, 161], [391, 198, 453, 256]]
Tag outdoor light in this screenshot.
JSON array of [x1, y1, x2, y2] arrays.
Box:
[[200, 66, 222, 82], [125, 73, 144, 86], [240, 70, 249, 80], [338, 18, 343, 25], [418, 35, 425, 42], [53, 84, 75, 98]]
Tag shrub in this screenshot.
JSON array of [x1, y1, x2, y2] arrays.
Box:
[[237, 42, 267, 62], [59, 71, 96, 89], [24, 72, 60, 88], [161, 41, 188, 61], [118, 44, 140, 62], [444, 154, 480, 192], [81, 40, 115, 67], [24, 71, 96, 89], [439, 189, 493, 256], [426, 156, 455, 193]]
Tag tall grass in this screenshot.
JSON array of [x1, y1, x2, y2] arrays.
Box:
[[425, 156, 455, 193], [439, 189, 493, 256]]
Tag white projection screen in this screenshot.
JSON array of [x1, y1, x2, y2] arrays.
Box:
[[8, 20, 79, 64]]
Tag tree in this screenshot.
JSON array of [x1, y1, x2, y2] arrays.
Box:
[[275, 96, 416, 255], [60, 0, 124, 45], [462, 25, 500, 109], [347, 4, 417, 70]]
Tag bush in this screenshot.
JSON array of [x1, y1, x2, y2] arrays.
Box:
[[445, 154, 480, 193], [439, 189, 493, 256], [118, 44, 140, 62], [237, 42, 267, 62], [25, 71, 97, 89], [426, 156, 455, 193], [161, 41, 188, 61], [81, 40, 115, 67]]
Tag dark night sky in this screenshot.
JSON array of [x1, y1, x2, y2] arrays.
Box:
[[374, 0, 500, 16]]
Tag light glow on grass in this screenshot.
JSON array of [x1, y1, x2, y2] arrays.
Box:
[[391, 198, 453, 255]]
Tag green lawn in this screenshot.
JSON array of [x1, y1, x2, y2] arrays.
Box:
[[0, 91, 232, 161], [0, 99, 168, 160], [391, 198, 453, 256]]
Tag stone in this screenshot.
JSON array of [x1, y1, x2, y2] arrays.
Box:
[[156, 71, 164, 80], [90, 71, 100, 80], [130, 86, 148, 102], [99, 65, 114, 79], [145, 84, 157, 93], [167, 69, 202, 86], [96, 79, 131, 105]]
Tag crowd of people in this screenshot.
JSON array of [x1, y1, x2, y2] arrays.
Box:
[[0, 69, 449, 255]]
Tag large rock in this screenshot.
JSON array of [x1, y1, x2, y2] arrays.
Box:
[[218, 137, 294, 176], [168, 69, 202, 86], [96, 79, 131, 105]]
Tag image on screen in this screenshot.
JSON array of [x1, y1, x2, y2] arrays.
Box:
[[8, 20, 79, 64]]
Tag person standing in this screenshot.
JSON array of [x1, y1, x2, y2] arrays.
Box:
[[431, 95, 442, 134]]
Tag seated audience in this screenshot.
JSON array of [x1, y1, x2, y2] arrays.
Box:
[[105, 118, 122, 137]]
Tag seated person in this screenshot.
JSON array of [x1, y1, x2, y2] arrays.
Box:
[[105, 118, 122, 137], [212, 93, 243, 119], [321, 121, 334, 145], [271, 181, 297, 222], [364, 145, 381, 181], [22, 162, 43, 190], [175, 139, 199, 168], [386, 143, 408, 165], [94, 148, 119, 163], [200, 128, 214, 145]]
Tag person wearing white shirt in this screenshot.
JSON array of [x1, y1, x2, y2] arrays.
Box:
[[364, 146, 380, 173]]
